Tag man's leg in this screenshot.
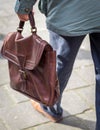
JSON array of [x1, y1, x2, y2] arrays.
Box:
[[31, 30, 85, 122], [47, 31, 86, 114], [89, 33, 100, 130]]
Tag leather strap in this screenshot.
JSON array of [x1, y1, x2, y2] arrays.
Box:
[[17, 21, 24, 33], [17, 11, 37, 33]]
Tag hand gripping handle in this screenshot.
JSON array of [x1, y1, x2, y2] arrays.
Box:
[[17, 11, 37, 33]]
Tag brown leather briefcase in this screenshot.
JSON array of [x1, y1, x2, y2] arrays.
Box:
[[1, 12, 60, 106]]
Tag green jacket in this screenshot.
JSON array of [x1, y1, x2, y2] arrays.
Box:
[[15, 0, 100, 36]]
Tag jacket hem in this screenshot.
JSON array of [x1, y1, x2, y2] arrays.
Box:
[[46, 21, 100, 36]]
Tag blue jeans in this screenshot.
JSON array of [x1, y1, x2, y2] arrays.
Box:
[[42, 31, 100, 129]]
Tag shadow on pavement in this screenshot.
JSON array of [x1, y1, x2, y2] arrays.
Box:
[[58, 110, 96, 130]]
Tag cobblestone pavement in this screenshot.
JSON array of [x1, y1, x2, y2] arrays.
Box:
[[0, 1, 96, 130]]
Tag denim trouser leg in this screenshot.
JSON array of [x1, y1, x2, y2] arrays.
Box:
[[47, 30, 85, 114], [89, 33, 100, 130]]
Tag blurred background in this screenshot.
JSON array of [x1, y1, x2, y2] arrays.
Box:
[[0, 0, 96, 130]]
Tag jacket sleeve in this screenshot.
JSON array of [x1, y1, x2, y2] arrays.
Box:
[[15, 0, 37, 14]]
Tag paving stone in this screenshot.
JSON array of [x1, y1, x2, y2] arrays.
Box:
[[24, 124, 85, 130], [76, 109, 96, 130], [0, 118, 8, 130], [73, 34, 93, 67], [77, 48, 92, 61], [4, 84, 29, 103], [0, 16, 18, 35], [81, 35, 90, 51], [74, 35, 92, 67], [74, 59, 93, 69], [0, 60, 9, 86], [75, 65, 95, 85], [66, 70, 88, 90], [0, 0, 14, 15], [24, 116, 88, 130], [0, 86, 15, 108], [0, 0, 19, 35], [0, 102, 48, 130], [75, 85, 95, 108], [59, 116, 89, 130], [61, 91, 90, 116]]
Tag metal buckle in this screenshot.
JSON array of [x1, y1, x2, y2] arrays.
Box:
[[19, 69, 27, 79], [17, 27, 23, 32], [31, 27, 37, 33]]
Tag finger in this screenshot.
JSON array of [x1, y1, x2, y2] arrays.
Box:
[[17, 14, 29, 21]]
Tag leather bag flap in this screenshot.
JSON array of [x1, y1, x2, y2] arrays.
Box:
[[1, 32, 52, 70]]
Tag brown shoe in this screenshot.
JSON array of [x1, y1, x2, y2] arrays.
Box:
[[30, 100, 62, 122]]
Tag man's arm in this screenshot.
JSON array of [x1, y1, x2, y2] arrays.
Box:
[[15, 0, 37, 21], [15, 0, 37, 14]]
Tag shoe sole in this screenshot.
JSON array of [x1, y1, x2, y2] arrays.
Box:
[[30, 100, 62, 123]]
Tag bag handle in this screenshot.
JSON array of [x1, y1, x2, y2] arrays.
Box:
[[17, 11, 37, 33]]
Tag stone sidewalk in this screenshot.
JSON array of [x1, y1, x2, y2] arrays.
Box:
[[0, 0, 96, 130]]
